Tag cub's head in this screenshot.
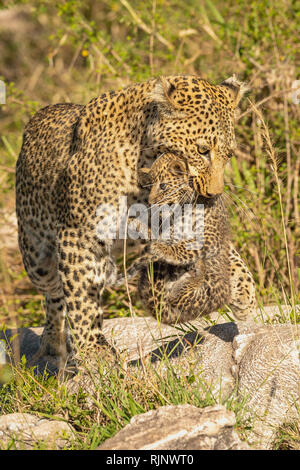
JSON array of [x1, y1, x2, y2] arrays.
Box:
[[139, 153, 194, 206], [147, 75, 247, 198]]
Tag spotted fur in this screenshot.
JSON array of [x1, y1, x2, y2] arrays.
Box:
[[16, 75, 247, 369], [116, 153, 257, 322]]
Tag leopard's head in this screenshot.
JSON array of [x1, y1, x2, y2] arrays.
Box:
[[147, 75, 247, 198]]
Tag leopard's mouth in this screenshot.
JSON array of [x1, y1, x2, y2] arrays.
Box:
[[190, 177, 219, 199], [187, 164, 209, 197], [188, 176, 204, 196]]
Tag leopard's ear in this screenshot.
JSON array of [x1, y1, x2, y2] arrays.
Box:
[[138, 167, 152, 186], [219, 75, 249, 108], [150, 77, 180, 115]]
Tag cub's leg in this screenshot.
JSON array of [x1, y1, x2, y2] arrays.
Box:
[[138, 253, 230, 324], [227, 244, 257, 320], [166, 254, 231, 323], [114, 239, 201, 287], [167, 245, 257, 324]]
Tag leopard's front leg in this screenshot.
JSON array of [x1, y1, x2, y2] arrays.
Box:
[[57, 226, 116, 368]]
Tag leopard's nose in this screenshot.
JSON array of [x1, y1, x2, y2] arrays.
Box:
[[206, 181, 224, 197]]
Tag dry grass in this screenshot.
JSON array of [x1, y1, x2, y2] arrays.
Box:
[[0, 0, 299, 449]]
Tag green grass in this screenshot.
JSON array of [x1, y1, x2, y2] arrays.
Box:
[[0, 299, 299, 449], [0, 0, 299, 450], [273, 422, 300, 450], [1, 312, 298, 450], [0, 0, 299, 313], [0, 334, 254, 450]]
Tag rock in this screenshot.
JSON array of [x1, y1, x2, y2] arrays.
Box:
[[1, 305, 298, 367], [0, 326, 58, 375], [232, 324, 300, 449], [154, 322, 300, 449], [0, 413, 74, 449], [1, 306, 299, 449], [78, 317, 300, 449], [97, 404, 250, 450]]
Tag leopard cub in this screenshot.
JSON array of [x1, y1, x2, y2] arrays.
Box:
[[116, 153, 256, 323]]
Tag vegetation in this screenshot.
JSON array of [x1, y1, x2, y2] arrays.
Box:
[[0, 338, 255, 450], [0, 0, 299, 450]]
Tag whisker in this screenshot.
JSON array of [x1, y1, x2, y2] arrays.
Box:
[[140, 182, 155, 188], [226, 183, 257, 196], [223, 191, 258, 225], [147, 183, 188, 209]]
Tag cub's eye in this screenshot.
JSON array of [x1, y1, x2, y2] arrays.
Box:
[[160, 183, 167, 190], [196, 145, 210, 158], [227, 151, 234, 159]]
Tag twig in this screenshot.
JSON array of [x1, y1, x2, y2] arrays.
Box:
[[68, 38, 86, 73], [184, 51, 202, 68], [0, 165, 15, 173], [120, 0, 174, 51], [249, 246, 265, 289], [238, 87, 297, 121], [292, 149, 299, 226], [48, 33, 68, 67], [233, 149, 253, 162], [91, 44, 117, 75], [149, 0, 156, 76], [80, 18, 131, 75], [248, 99, 296, 314], [283, 90, 292, 227], [174, 37, 185, 70]]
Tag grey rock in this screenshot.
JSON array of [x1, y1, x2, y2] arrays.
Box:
[[88, 316, 300, 449], [98, 404, 250, 450], [1, 305, 297, 367], [1, 306, 299, 449], [232, 324, 300, 448], [0, 326, 58, 375], [0, 413, 74, 449]]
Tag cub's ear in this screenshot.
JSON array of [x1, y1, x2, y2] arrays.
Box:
[[219, 75, 249, 108], [169, 158, 188, 176], [138, 167, 152, 186], [150, 77, 181, 116]]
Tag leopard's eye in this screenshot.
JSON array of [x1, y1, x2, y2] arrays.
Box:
[[196, 145, 210, 158], [160, 183, 167, 190]]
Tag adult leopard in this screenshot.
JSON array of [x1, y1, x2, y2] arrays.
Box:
[[16, 75, 247, 370]]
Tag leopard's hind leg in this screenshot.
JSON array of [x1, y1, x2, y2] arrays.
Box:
[[17, 222, 69, 369]]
